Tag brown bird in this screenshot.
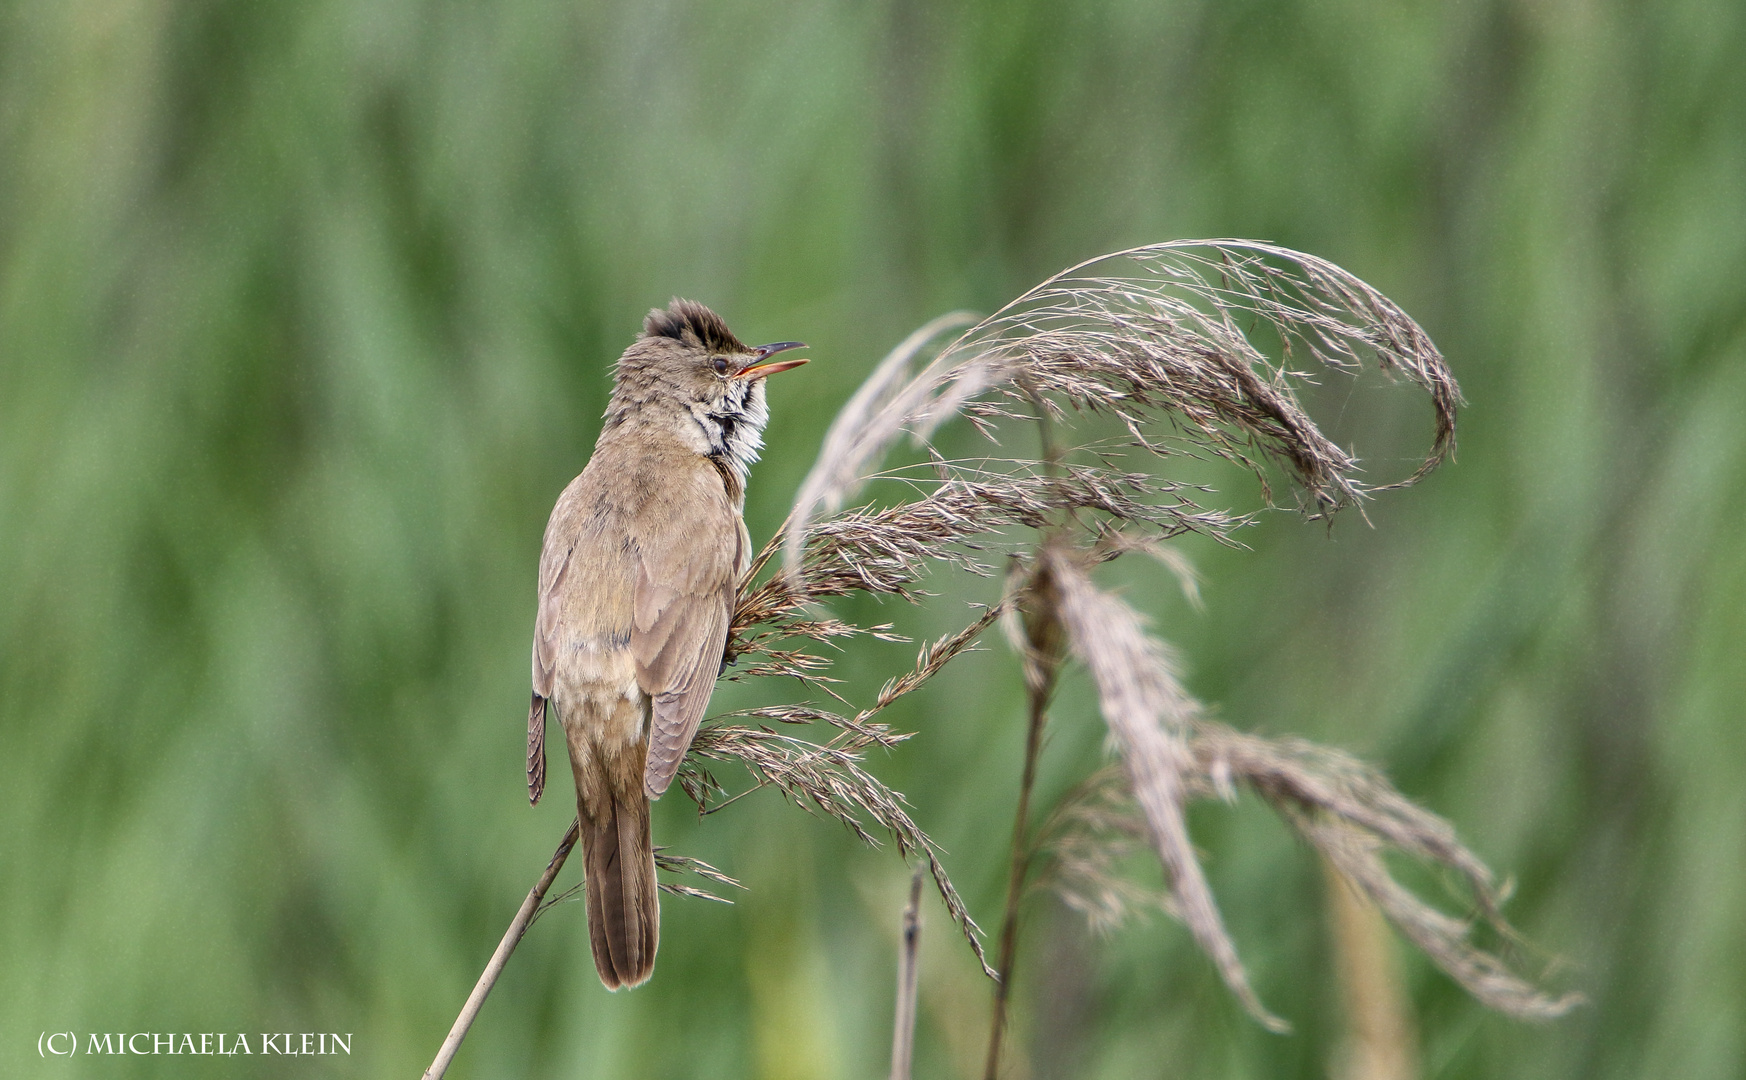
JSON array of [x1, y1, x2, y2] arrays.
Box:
[[526, 299, 807, 989]]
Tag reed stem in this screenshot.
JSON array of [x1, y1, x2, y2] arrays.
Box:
[[982, 625, 1058, 1080], [423, 818, 581, 1080], [889, 867, 925, 1080]]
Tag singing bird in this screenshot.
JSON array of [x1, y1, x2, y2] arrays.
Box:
[[527, 299, 807, 989]]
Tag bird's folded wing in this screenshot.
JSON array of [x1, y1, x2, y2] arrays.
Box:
[[633, 484, 742, 798], [527, 530, 575, 804]]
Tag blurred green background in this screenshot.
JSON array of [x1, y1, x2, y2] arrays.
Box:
[[4, 0, 1744, 1077]]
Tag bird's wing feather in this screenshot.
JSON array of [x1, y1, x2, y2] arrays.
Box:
[[532, 540, 573, 698], [634, 465, 744, 798], [527, 509, 578, 804]]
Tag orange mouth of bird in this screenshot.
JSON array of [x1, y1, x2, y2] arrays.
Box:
[[736, 341, 809, 379]]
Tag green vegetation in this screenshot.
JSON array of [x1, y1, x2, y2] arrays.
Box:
[[3, 2, 1743, 1078]]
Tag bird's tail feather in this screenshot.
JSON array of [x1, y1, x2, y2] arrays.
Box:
[[582, 791, 659, 989]]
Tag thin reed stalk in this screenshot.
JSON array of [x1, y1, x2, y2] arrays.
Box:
[[983, 560, 1065, 1080], [1325, 858, 1418, 1080], [889, 867, 925, 1080], [423, 819, 581, 1080], [980, 685, 1049, 1080]]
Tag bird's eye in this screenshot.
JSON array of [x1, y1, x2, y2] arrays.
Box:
[[713, 357, 729, 375]]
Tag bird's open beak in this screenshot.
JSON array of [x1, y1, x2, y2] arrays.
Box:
[[736, 341, 809, 380]]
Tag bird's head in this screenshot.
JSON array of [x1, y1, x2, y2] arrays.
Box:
[[604, 298, 808, 484]]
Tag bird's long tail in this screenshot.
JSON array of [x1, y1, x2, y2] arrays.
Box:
[[581, 789, 659, 989]]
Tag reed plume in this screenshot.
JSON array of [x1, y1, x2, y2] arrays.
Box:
[[686, 240, 1570, 1037]]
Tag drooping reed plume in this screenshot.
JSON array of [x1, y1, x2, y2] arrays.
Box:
[[688, 240, 1575, 1042]]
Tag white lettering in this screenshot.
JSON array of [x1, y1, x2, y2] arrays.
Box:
[[49, 1030, 330, 1057]]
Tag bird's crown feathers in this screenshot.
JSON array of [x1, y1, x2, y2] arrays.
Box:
[[641, 298, 746, 354]]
